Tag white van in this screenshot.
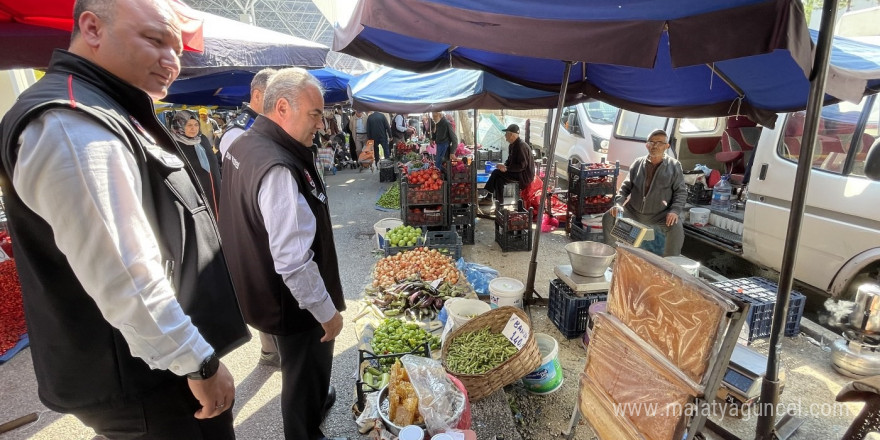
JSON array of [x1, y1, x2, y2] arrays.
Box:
[[606, 95, 880, 299]]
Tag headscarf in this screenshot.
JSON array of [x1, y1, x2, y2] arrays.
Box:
[[171, 110, 202, 146]]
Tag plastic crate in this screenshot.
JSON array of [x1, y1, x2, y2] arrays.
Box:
[[548, 278, 608, 339], [495, 207, 531, 231], [569, 222, 604, 242], [451, 222, 475, 245], [403, 180, 446, 204], [449, 181, 476, 204], [494, 218, 533, 252], [568, 196, 614, 215], [711, 277, 806, 341], [447, 158, 477, 183], [448, 203, 475, 226], [402, 205, 446, 227], [382, 227, 427, 256], [354, 342, 430, 412], [687, 182, 713, 205], [477, 147, 502, 165], [568, 161, 619, 180], [425, 230, 463, 261]]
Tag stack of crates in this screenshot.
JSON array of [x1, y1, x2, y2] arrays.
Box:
[[711, 277, 806, 342], [495, 201, 533, 252], [476, 146, 502, 171], [424, 230, 464, 261], [566, 161, 619, 241], [446, 158, 476, 245], [547, 279, 607, 339], [400, 176, 446, 227]]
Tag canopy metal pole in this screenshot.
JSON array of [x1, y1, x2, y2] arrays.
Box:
[[474, 108, 478, 150], [525, 61, 573, 303], [755, 0, 837, 438]]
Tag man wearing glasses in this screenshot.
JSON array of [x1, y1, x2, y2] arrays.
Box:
[[602, 129, 687, 256]]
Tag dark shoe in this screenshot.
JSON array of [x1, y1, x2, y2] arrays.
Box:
[[478, 195, 494, 206], [258, 350, 280, 368], [322, 386, 336, 422]]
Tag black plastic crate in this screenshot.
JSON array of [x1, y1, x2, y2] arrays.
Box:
[[548, 279, 608, 339], [448, 203, 476, 226], [568, 195, 614, 215], [402, 179, 446, 204], [448, 181, 476, 204], [451, 222, 475, 245], [494, 223, 532, 252], [712, 277, 806, 341], [446, 158, 477, 183], [568, 161, 619, 180], [402, 205, 446, 227], [569, 222, 604, 242], [354, 342, 430, 412], [687, 182, 713, 205], [495, 207, 531, 231], [425, 230, 463, 261]]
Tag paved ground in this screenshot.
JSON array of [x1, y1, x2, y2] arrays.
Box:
[[0, 166, 866, 439]]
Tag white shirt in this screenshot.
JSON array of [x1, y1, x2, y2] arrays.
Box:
[[218, 126, 244, 160], [257, 166, 337, 324], [394, 114, 406, 134], [14, 109, 212, 375]]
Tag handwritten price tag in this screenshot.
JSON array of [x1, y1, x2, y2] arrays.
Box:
[[502, 314, 530, 350]]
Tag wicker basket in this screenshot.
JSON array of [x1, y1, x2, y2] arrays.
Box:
[[441, 306, 542, 401]]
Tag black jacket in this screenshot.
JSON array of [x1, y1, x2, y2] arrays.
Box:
[[366, 112, 391, 146], [505, 137, 535, 189], [0, 50, 248, 412], [219, 117, 345, 335]]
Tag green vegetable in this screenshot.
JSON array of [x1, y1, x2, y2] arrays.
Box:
[[445, 326, 518, 375], [377, 182, 401, 209], [371, 318, 441, 361]]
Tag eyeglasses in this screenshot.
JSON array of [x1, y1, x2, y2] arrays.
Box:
[[647, 140, 667, 146]]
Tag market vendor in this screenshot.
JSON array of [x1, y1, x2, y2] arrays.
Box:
[[602, 129, 687, 256], [479, 124, 535, 206]]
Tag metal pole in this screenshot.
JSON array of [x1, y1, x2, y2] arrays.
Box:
[[755, 0, 837, 438], [525, 61, 573, 302]]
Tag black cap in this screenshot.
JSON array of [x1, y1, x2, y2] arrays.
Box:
[[502, 124, 519, 134]]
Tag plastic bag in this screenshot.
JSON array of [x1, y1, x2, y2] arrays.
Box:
[[400, 354, 470, 435], [456, 258, 498, 296]]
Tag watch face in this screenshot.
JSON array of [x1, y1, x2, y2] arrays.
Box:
[[201, 353, 220, 379]]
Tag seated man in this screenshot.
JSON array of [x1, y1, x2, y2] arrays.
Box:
[[480, 124, 535, 206], [602, 129, 686, 257]]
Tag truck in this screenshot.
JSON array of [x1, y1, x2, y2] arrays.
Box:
[[606, 95, 880, 299], [478, 101, 619, 183]]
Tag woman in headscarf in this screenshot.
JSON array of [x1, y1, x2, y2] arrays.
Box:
[[171, 110, 222, 217]]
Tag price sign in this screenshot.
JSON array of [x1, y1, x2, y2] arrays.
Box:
[[502, 314, 530, 350]]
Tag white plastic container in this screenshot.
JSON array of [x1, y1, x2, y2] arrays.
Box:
[[689, 207, 710, 227], [489, 277, 525, 308], [522, 333, 563, 394], [446, 298, 491, 329], [664, 255, 701, 277], [398, 425, 425, 440], [373, 218, 403, 249]]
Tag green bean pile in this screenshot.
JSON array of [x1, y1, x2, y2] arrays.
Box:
[[445, 327, 519, 375], [376, 182, 400, 209]]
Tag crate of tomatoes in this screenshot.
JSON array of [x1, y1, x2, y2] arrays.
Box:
[[569, 194, 614, 214], [404, 168, 446, 204]]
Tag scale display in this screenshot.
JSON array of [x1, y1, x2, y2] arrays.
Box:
[[610, 217, 652, 247]]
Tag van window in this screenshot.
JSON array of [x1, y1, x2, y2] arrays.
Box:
[[679, 118, 718, 133], [779, 96, 878, 177], [585, 101, 618, 124], [614, 110, 667, 141], [561, 105, 583, 137]]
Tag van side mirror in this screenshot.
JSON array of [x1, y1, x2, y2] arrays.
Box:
[[867, 139, 880, 181]]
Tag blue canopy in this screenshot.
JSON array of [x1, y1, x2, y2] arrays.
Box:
[[347, 67, 591, 112], [334, 0, 880, 127], [163, 68, 353, 107]]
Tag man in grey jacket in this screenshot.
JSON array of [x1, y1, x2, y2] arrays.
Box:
[[602, 129, 686, 256]]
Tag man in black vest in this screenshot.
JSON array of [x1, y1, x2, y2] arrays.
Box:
[[0, 0, 249, 438], [219, 68, 346, 440]]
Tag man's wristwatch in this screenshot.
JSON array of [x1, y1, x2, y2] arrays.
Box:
[[186, 352, 219, 380]]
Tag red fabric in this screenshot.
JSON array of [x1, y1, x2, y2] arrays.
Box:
[[707, 169, 722, 187], [0, 259, 26, 357], [520, 178, 567, 222]]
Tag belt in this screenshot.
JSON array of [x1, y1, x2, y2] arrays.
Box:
[[356, 132, 367, 135]]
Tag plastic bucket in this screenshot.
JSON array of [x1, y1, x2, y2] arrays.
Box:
[[523, 333, 563, 394], [664, 255, 701, 277], [489, 277, 525, 309], [689, 207, 710, 227], [373, 218, 403, 249], [446, 298, 491, 329]]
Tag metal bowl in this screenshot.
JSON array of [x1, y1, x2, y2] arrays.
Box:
[[564, 241, 616, 277], [376, 383, 465, 435]]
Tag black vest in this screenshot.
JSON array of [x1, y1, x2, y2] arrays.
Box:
[[219, 117, 345, 335], [0, 50, 249, 412]]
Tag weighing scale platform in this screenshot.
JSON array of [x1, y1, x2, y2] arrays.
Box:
[[554, 265, 612, 294]]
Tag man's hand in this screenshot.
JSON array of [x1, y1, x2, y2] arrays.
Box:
[[320, 311, 344, 343], [666, 212, 679, 227], [189, 362, 235, 419], [610, 205, 621, 218], [497, 164, 507, 172]]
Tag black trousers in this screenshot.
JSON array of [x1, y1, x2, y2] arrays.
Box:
[[483, 169, 520, 203], [275, 325, 334, 440], [72, 378, 235, 440]]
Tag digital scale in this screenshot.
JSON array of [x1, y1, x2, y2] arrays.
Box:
[[554, 265, 612, 294], [610, 217, 655, 247], [717, 344, 785, 407]]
